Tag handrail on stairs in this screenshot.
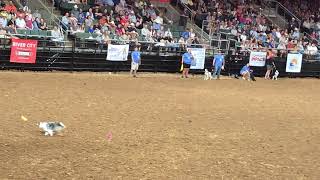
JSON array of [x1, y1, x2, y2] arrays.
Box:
[[263, 0, 301, 26], [177, 2, 195, 24], [262, 0, 320, 45], [29, 0, 67, 34]]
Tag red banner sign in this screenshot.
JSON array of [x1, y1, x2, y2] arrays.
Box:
[[10, 39, 38, 64]]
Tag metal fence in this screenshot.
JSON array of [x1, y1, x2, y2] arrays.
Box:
[[0, 37, 320, 77]]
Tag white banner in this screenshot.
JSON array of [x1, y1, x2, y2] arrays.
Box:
[[189, 48, 206, 69], [249, 51, 267, 67], [286, 53, 302, 73], [106, 44, 129, 61]]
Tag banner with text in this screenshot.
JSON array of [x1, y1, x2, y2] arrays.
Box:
[[10, 39, 38, 64], [106, 44, 129, 61], [249, 51, 267, 67], [189, 48, 206, 69], [286, 53, 302, 73]]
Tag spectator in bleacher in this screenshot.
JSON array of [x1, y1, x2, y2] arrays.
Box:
[[32, 9, 41, 19], [135, 16, 143, 29], [69, 13, 78, 31], [4, 1, 16, 13], [277, 41, 287, 57], [15, 14, 26, 29], [141, 24, 150, 39], [178, 36, 186, 49], [39, 18, 48, 30], [71, 5, 80, 19], [32, 17, 40, 30], [102, 30, 111, 44], [86, 8, 95, 20], [116, 23, 125, 36], [88, 24, 94, 33], [84, 15, 93, 28], [306, 43, 319, 56], [61, 12, 70, 30], [0, 12, 7, 27], [103, 0, 115, 6], [164, 27, 172, 41], [51, 26, 64, 43], [291, 28, 300, 40], [181, 28, 190, 40], [25, 14, 33, 29]]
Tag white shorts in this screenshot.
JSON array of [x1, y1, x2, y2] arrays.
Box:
[[131, 62, 139, 70]]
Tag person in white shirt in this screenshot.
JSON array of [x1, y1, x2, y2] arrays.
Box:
[[164, 28, 173, 40], [277, 42, 287, 57], [15, 16, 26, 29], [141, 24, 151, 39], [61, 13, 69, 30], [51, 26, 64, 45], [306, 43, 318, 56]]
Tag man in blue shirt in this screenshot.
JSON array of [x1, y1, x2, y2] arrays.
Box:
[[212, 51, 225, 79], [240, 63, 255, 81], [181, 49, 193, 78], [130, 47, 141, 78]]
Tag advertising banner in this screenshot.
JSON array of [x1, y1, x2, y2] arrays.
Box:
[[249, 51, 267, 67], [106, 44, 129, 61], [10, 39, 38, 64], [189, 48, 206, 69], [286, 53, 302, 73]]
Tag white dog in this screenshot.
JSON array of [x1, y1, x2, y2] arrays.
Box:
[[204, 69, 212, 80], [272, 70, 279, 80], [39, 122, 65, 136]]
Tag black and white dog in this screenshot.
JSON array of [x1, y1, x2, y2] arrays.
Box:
[[272, 70, 279, 80], [38, 122, 65, 136], [204, 69, 212, 80]]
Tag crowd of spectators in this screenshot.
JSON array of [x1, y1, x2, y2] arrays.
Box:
[[178, 0, 319, 57], [57, 0, 201, 48], [0, 0, 65, 42], [277, 0, 320, 40]]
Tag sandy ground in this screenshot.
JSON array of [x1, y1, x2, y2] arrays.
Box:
[[0, 71, 319, 180]]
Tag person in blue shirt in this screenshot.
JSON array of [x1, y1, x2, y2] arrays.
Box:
[[130, 46, 141, 78], [240, 63, 255, 81], [212, 51, 225, 79], [181, 49, 193, 78]]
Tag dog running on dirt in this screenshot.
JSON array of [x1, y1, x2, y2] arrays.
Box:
[[38, 122, 65, 136]]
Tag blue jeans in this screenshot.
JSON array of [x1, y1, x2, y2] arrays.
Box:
[[213, 66, 222, 79]]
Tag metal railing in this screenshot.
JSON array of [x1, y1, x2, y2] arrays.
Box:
[[26, 0, 66, 34], [262, 0, 301, 29]]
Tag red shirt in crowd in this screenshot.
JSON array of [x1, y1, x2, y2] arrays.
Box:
[[4, 4, 17, 13]]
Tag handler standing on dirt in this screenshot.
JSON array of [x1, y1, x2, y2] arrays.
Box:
[[181, 49, 194, 78], [130, 46, 141, 78], [212, 51, 225, 80]]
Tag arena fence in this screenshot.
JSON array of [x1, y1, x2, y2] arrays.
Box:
[[0, 37, 319, 78]]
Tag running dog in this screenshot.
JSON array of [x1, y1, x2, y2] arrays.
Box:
[[38, 122, 66, 136], [272, 70, 279, 80], [204, 69, 212, 80]]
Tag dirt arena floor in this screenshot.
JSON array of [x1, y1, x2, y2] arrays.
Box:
[[0, 71, 319, 179]]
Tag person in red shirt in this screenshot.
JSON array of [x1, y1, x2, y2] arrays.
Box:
[[265, 49, 275, 80], [120, 15, 129, 28], [4, 1, 16, 13], [99, 16, 107, 26], [287, 39, 296, 50]]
